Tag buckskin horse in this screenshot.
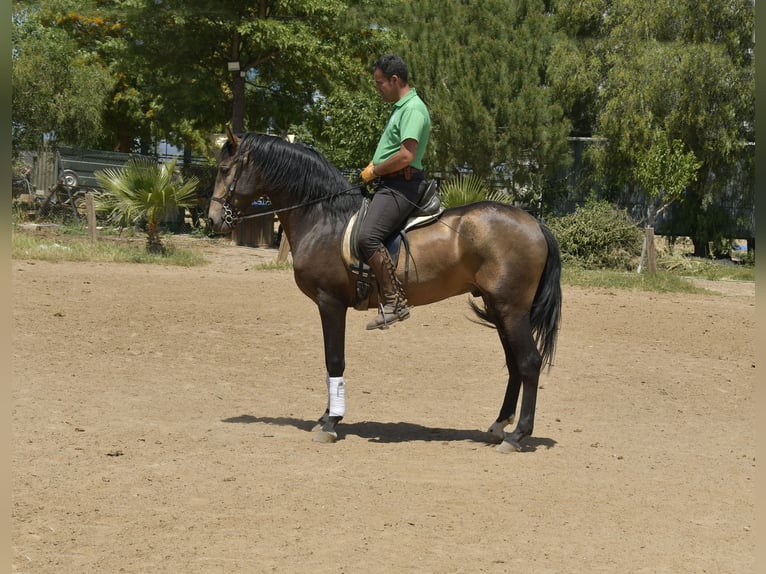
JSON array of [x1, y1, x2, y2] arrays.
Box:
[[208, 130, 562, 453]]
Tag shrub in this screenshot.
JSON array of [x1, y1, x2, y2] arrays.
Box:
[[547, 198, 643, 270], [95, 157, 199, 254], [439, 173, 513, 208]]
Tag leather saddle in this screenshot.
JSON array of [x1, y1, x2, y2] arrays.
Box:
[[342, 179, 443, 310]]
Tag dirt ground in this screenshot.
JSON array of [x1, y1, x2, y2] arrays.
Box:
[[11, 237, 755, 573]]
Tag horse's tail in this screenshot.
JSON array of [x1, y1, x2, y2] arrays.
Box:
[[468, 221, 562, 370], [530, 223, 562, 370]]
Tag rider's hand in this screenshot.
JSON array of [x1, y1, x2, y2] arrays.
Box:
[[360, 162, 376, 184]]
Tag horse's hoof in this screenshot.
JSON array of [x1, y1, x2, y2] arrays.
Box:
[[311, 422, 323, 432], [487, 431, 504, 444], [487, 422, 506, 444], [495, 439, 521, 454], [313, 430, 338, 444]]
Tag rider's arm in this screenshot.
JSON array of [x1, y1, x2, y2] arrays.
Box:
[[373, 139, 417, 177]]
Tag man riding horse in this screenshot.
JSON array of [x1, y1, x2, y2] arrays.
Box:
[[358, 54, 431, 330]]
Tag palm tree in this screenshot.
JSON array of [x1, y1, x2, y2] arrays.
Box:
[[95, 157, 200, 253], [438, 173, 514, 209]]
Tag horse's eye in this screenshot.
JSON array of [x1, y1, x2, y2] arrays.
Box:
[[220, 165, 230, 176]]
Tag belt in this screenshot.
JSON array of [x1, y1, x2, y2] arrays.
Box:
[[381, 166, 423, 181]]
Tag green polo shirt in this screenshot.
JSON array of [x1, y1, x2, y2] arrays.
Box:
[[372, 88, 431, 170]]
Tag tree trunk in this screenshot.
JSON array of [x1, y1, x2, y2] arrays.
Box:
[[229, 31, 245, 133], [231, 73, 246, 133], [145, 219, 165, 255]]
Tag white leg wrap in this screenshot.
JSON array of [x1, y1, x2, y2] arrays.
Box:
[[328, 376, 346, 417]]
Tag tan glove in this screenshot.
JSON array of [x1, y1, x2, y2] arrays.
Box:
[[360, 162, 376, 184]]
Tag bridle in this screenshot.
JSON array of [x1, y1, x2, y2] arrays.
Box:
[[210, 151, 364, 227], [209, 151, 246, 226]]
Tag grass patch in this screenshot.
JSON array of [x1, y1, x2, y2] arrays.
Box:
[[12, 224, 753, 294], [561, 266, 710, 293], [252, 260, 293, 271], [562, 254, 755, 294], [658, 253, 755, 282], [12, 229, 206, 266]]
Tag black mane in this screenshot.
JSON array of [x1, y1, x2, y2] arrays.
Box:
[[229, 133, 362, 220]]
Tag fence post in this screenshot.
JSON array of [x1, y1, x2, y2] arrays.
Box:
[[646, 226, 656, 274], [276, 234, 291, 264], [86, 193, 98, 242], [637, 225, 657, 274]]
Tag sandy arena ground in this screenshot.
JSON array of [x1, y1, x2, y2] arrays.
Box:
[[11, 239, 755, 573]]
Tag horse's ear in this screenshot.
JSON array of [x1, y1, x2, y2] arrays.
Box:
[[225, 124, 241, 151]]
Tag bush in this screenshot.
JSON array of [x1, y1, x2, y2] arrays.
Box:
[[439, 174, 513, 208], [547, 198, 643, 270]]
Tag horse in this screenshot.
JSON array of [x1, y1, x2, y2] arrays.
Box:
[[208, 130, 562, 453]]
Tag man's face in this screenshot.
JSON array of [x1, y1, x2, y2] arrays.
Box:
[[373, 68, 399, 103]]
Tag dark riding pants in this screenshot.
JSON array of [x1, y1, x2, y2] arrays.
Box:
[[357, 175, 425, 262]]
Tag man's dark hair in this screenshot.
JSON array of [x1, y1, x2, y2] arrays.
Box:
[[372, 54, 409, 84]]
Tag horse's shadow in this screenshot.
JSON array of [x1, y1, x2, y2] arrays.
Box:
[[222, 414, 557, 452]]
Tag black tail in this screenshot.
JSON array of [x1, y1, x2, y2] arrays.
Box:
[[469, 222, 562, 370], [530, 224, 562, 369]]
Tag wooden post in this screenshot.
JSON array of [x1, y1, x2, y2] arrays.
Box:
[[276, 234, 291, 264], [85, 193, 98, 242], [646, 226, 656, 274], [637, 225, 657, 274]]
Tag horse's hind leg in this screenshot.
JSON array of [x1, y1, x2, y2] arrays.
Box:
[[487, 330, 520, 444], [490, 312, 542, 453]]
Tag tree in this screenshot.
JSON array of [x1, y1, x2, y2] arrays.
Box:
[[548, 0, 606, 138], [306, 87, 389, 169], [12, 1, 113, 152], [364, 0, 572, 212], [101, 0, 391, 148], [12, 1, 393, 157], [634, 131, 702, 227], [95, 157, 199, 253], [569, 0, 754, 255]]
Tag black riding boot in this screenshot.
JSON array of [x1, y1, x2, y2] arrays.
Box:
[[366, 245, 410, 330]]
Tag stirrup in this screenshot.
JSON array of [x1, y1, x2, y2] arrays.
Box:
[[366, 302, 410, 330]]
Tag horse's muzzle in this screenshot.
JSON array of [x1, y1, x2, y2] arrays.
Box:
[[208, 197, 240, 233]]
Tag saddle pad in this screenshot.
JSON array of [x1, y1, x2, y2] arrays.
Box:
[[341, 210, 442, 269]]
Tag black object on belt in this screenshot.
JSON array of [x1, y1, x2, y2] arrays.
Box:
[[381, 166, 423, 181]]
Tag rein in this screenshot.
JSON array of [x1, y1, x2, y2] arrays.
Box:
[[211, 146, 367, 226], [211, 184, 365, 226], [212, 146, 458, 238]]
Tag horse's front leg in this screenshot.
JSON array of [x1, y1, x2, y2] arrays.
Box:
[[312, 296, 348, 443]]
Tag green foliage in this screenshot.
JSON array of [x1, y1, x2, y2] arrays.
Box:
[[566, 0, 754, 253], [561, 267, 710, 294], [634, 133, 702, 203], [309, 88, 388, 169], [101, 0, 391, 145], [633, 131, 704, 227], [439, 174, 513, 209], [95, 157, 199, 253], [546, 198, 643, 270], [12, 0, 394, 153], [382, 0, 571, 185], [658, 252, 754, 280], [12, 1, 113, 151], [12, 0, 753, 260]]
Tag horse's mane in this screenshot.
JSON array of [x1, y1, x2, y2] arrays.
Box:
[[229, 133, 362, 220]]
